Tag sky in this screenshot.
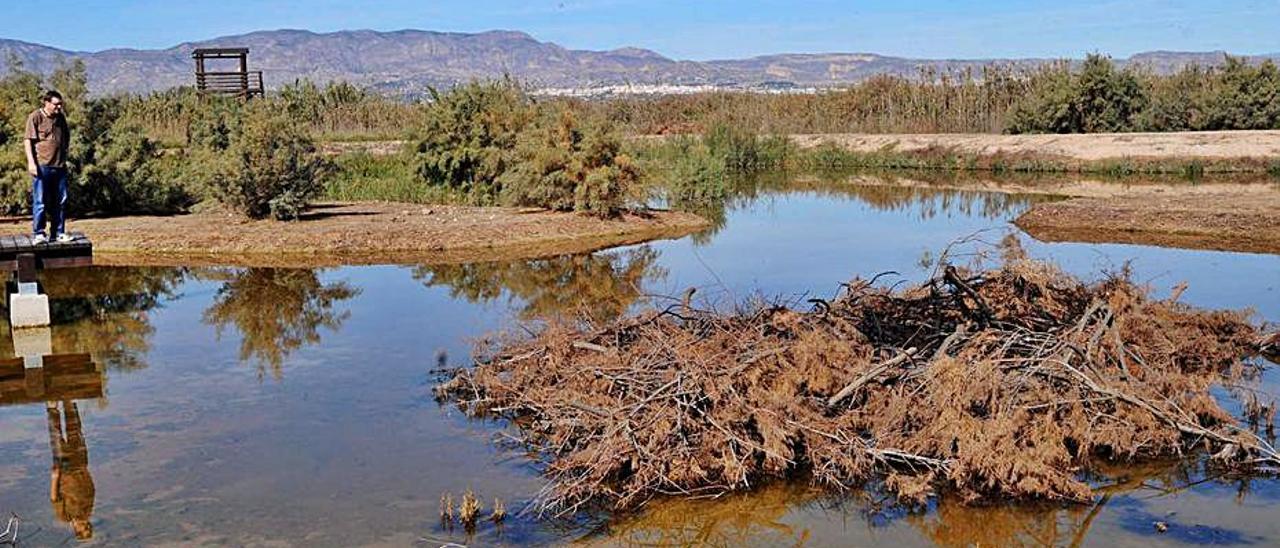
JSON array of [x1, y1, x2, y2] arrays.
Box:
[[2, 0, 1278, 60]]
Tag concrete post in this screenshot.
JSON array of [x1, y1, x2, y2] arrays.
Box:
[[9, 253, 50, 328]]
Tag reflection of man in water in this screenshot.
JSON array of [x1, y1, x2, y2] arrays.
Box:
[[46, 401, 94, 540]]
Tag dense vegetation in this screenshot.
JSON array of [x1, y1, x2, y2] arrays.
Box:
[[588, 54, 1280, 135], [410, 80, 642, 216], [3, 53, 1279, 220]]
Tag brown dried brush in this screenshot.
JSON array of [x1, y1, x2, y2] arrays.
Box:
[[459, 489, 481, 529], [491, 497, 507, 523], [438, 255, 1279, 516], [439, 491, 454, 525]]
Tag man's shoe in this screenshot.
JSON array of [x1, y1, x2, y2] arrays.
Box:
[[55, 233, 75, 243], [31, 234, 48, 245]]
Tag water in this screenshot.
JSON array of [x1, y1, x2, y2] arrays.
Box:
[[0, 177, 1275, 546]]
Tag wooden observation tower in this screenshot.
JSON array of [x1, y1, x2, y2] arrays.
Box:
[[192, 47, 264, 98]]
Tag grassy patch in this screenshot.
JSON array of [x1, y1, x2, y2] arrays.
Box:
[[789, 145, 1275, 178], [324, 152, 461, 204]]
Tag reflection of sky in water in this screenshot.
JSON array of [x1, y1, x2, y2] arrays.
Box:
[[641, 189, 1277, 323], [0, 180, 1275, 545]]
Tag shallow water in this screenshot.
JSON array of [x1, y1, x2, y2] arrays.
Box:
[[0, 177, 1275, 546]]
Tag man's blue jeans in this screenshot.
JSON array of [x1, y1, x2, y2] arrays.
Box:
[[32, 165, 69, 238]]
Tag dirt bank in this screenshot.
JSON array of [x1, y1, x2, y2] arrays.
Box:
[[1015, 192, 1280, 255], [792, 130, 1280, 161], [806, 173, 1280, 255], [333, 130, 1280, 163], [0, 203, 709, 267]]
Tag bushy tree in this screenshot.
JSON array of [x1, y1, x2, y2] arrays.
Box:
[[0, 58, 43, 212], [1006, 55, 1145, 133], [1004, 62, 1078, 134], [75, 119, 192, 215], [187, 95, 244, 150], [1, 59, 190, 216], [1073, 54, 1145, 132], [498, 109, 639, 217], [204, 102, 327, 220], [1204, 57, 1280, 130], [1137, 65, 1214, 131], [414, 79, 534, 202]]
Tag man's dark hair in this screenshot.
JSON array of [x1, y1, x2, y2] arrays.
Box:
[[42, 89, 63, 103]]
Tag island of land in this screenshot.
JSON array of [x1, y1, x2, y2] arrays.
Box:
[[0, 203, 708, 268]]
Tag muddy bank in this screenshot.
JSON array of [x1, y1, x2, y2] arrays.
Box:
[[0, 202, 709, 267], [1016, 192, 1280, 255], [792, 130, 1280, 161], [808, 173, 1280, 255]]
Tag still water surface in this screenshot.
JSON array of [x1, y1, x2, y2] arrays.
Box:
[[0, 179, 1276, 546]]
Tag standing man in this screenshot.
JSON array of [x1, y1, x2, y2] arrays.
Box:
[[24, 90, 73, 244]]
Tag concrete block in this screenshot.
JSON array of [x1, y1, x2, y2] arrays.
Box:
[[9, 292, 50, 328], [13, 325, 52, 361]]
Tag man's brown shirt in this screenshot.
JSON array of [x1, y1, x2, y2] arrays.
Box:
[[25, 108, 69, 168]]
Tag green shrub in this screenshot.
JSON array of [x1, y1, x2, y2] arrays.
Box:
[[1006, 55, 1145, 134], [1, 60, 193, 216], [414, 79, 534, 202], [75, 121, 193, 215], [70, 95, 194, 215], [1073, 54, 1146, 132], [498, 109, 638, 217], [0, 60, 49, 213], [187, 96, 244, 150], [204, 103, 328, 220], [1137, 65, 1214, 131], [1204, 57, 1280, 130], [323, 150, 449, 203], [703, 124, 791, 170]]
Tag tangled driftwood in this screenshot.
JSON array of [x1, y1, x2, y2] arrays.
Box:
[[437, 254, 1278, 517]]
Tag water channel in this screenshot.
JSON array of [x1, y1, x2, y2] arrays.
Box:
[[0, 175, 1276, 546]]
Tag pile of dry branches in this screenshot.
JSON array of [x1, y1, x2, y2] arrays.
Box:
[[437, 255, 1278, 516]]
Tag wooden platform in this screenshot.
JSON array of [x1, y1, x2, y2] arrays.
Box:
[[0, 353, 102, 406], [0, 232, 93, 272]]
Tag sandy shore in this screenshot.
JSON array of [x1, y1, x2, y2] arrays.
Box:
[[791, 130, 1280, 161], [1015, 192, 1280, 255], [826, 173, 1280, 255], [331, 131, 1280, 163], [0, 203, 709, 267]]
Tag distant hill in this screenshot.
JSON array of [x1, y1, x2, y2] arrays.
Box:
[[1, 29, 1276, 96]]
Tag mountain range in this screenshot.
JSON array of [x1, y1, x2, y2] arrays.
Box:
[[2, 29, 1277, 96]]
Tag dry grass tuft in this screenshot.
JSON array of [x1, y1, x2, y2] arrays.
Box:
[[491, 498, 507, 523], [437, 256, 1278, 516], [459, 488, 481, 529], [439, 491, 454, 525]]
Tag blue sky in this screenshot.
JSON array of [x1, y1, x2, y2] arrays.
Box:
[[3, 0, 1278, 59]]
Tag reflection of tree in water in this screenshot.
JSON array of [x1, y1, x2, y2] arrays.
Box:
[[584, 483, 815, 547], [588, 460, 1240, 547], [201, 268, 359, 380], [669, 171, 787, 245], [671, 169, 1049, 244], [904, 460, 1237, 546], [18, 267, 188, 371], [412, 247, 665, 322]]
